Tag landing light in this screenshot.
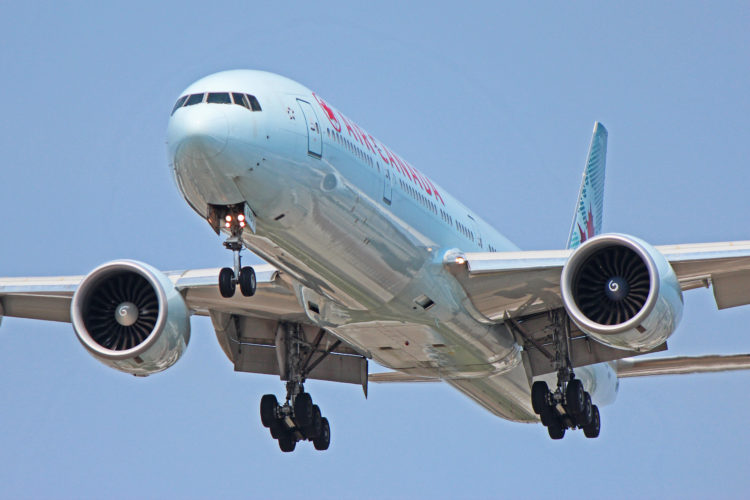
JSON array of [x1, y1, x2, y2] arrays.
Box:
[[239, 221, 246, 228], [225, 222, 231, 228], [455, 256, 466, 265], [238, 214, 245, 222], [225, 215, 233, 222]]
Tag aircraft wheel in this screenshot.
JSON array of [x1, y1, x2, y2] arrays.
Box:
[[260, 394, 278, 427], [583, 405, 601, 438], [239, 266, 256, 297], [531, 381, 549, 415], [278, 433, 297, 452], [313, 417, 330, 450], [540, 405, 554, 427], [294, 392, 313, 427], [219, 267, 236, 298], [577, 392, 593, 427], [547, 418, 565, 440], [566, 379, 585, 415], [269, 421, 284, 439], [304, 404, 322, 440]]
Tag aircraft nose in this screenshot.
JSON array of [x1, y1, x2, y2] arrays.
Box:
[[167, 105, 229, 160]]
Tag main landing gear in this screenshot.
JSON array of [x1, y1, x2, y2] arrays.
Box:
[[530, 312, 601, 440], [260, 324, 336, 452], [217, 207, 257, 299]]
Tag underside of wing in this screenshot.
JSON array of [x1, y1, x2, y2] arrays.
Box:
[[0, 263, 368, 389], [444, 239, 750, 376]]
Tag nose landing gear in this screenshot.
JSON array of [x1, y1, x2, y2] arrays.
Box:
[[213, 204, 257, 298]]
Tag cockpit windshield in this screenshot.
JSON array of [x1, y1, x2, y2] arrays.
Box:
[[171, 92, 262, 115]]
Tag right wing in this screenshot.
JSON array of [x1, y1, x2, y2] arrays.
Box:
[[0, 264, 368, 389]]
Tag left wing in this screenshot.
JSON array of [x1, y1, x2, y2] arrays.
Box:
[[446, 240, 750, 321], [445, 239, 750, 377]]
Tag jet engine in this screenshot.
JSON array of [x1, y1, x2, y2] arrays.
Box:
[[560, 234, 683, 352], [71, 260, 191, 376]]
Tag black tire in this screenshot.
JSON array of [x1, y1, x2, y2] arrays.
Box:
[[577, 392, 593, 427], [566, 379, 584, 415], [239, 266, 256, 297], [540, 405, 554, 427], [583, 405, 601, 438], [219, 267, 235, 298], [294, 392, 313, 428], [278, 434, 297, 452], [303, 404, 322, 440], [547, 418, 565, 440], [531, 381, 549, 415], [260, 394, 278, 428], [313, 417, 330, 450], [269, 421, 284, 439]]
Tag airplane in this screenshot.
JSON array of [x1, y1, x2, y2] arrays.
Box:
[[2, 69, 750, 452]]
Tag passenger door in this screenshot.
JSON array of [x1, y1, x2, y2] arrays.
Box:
[[296, 99, 322, 157], [382, 164, 392, 205]]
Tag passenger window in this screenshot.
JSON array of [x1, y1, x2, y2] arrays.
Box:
[[247, 95, 262, 111], [184, 93, 205, 106], [207, 92, 231, 104], [232, 93, 250, 109], [171, 95, 188, 115]]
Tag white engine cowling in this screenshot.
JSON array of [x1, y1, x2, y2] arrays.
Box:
[[71, 260, 191, 376], [560, 234, 683, 352]]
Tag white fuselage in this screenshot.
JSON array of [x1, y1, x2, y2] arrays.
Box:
[[166, 70, 616, 422]]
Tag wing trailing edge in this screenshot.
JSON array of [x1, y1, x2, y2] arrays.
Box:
[[615, 354, 750, 378]]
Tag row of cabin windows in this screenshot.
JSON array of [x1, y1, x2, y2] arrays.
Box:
[[396, 177, 482, 247], [456, 221, 475, 243], [488, 244, 498, 252], [326, 128, 375, 169], [399, 179, 438, 216], [439, 208, 453, 226], [171, 92, 261, 115]]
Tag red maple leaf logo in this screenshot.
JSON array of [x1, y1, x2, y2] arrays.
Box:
[[577, 206, 596, 243], [312, 92, 341, 132]]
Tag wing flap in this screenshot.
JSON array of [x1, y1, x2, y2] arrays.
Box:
[[615, 354, 750, 378]]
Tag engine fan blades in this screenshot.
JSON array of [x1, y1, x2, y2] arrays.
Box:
[[573, 246, 650, 325], [83, 272, 159, 351]]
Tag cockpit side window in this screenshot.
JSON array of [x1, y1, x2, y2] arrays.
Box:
[[232, 93, 250, 109], [207, 92, 231, 104], [184, 93, 205, 107], [247, 95, 262, 111], [171, 95, 188, 115]]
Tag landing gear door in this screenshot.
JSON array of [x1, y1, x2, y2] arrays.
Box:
[[297, 99, 322, 158], [382, 164, 392, 205]]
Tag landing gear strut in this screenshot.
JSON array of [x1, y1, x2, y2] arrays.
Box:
[[530, 312, 601, 439], [216, 205, 256, 298], [260, 324, 336, 452]]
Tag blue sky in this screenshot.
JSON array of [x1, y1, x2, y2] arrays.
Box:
[[1, 2, 749, 498]]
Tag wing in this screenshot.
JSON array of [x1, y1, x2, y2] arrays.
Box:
[[445, 240, 750, 377], [447, 240, 750, 320], [0, 265, 302, 323], [0, 264, 368, 389]]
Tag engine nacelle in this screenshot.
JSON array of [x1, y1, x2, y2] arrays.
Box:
[[560, 234, 683, 352], [71, 260, 191, 376]]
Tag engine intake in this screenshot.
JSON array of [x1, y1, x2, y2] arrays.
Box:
[[561, 234, 683, 352], [71, 260, 191, 376]]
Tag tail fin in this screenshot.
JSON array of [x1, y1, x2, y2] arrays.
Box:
[[566, 122, 608, 249]]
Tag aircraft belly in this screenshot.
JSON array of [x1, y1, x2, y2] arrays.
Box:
[[446, 365, 537, 423]]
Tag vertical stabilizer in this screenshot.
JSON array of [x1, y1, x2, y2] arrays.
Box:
[[566, 122, 608, 249]]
